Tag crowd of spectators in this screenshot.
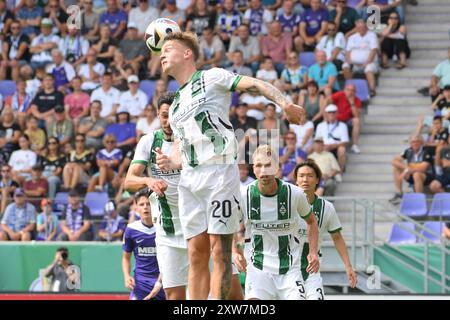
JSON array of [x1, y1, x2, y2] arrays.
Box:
[[0, 0, 420, 241]]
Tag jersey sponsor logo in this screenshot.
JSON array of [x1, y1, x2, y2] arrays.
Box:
[[137, 246, 157, 256], [253, 222, 292, 230], [298, 228, 307, 237], [171, 97, 207, 124]]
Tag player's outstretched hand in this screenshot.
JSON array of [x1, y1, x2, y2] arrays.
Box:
[[346, 266, 357, 288], [284, 103, 305, 125], [306, 252, 320, 274], [155, 147, 171, 171], [233, 248, 247, 273], [143, 281, 162, 300], [147, 177, 168, 197], [125, 276, 135, 290]]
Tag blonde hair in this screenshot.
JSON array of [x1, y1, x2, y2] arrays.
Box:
[[164, 31, 200, 61], [252, 144, 279, 165]]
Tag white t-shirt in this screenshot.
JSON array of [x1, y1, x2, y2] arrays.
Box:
[[128, 6, 159, 35], [8, 150, 37, 171], [78, 63, 106, 91], [240, 93, 270, 121], [256, 69, 278, 83], [290, 121, 314, 150], [136, 117, 161, 135], [58, 36, 89, 60], [316, 32, 346, 62], [315, 121, 349, 145], [46, 62, 76, 82], [30, 34, 61, 63], [118, 90, 148, 117], [346, 31, 379, 65], [90, 86, 121, 118]]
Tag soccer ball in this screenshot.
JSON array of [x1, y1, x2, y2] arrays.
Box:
[[144, 18, 181, 54]]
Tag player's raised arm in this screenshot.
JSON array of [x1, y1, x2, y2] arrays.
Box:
[[124, 162, 167, 197], [304, 213, 320, 273], [235, 76, 305, 124]]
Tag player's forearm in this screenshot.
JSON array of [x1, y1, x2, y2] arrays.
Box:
[[332, 232, 353, 269], [238, 76, 289, 110], [122, 255, 131, 279], [307, 220, 319, 256], [124, 175, 152, 193]]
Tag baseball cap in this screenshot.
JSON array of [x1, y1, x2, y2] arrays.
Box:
[[68, 189, 79, 197], [32, 164, 44, 171], [54, 104, 65, 113], [127, 21, 138, 29], [314, 136, 324, 142], [444, 85, 450, 91], [325, 104, 338, 113], [127, 75, 139, 83], [41, 18, 53, 27], [166, 0, 176, 4], [14, 188, 25, 196]]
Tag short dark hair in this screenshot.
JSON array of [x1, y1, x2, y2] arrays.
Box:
[[433, 115, 443, 121], [134, 188, 152, 204], [164, 32, 200, 61], [157, 91, 176, 109], [293, 159, 323, 189]]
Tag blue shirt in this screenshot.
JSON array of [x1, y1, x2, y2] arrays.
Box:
[[301, 8, 329, 37], [279, 147, 307, 180], [308, 62, 339, 91], [36, 212, 59, 240], [17, 6, 43, 36], [277, 13, 301, 34], [100, 9, 127, 35], [1, 202, 36, 232], [105, 122, 136, 144], [96, 148, 123, 172], [100, 215, 127, 236]]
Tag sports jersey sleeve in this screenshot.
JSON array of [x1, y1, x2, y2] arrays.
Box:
[[294, 187, 312, 219], [207, 68, 242, 92], [325, 202, 342, 234], [122, 227, 134, 253], [131, 134, 154, 166]]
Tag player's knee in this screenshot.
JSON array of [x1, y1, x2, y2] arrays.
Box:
[[412, 172, 425, 181]]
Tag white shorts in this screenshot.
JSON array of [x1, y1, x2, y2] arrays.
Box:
[[342, 61, 378, 73], [304, 272, 325, 300], [156, 243, 189, 289], [178, 164, 242, 239], [245, 264, 306, 300]]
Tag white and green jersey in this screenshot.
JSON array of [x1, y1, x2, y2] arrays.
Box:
[[298, 195, 342, 280], [169, 68, 241, 168], [242, 179, 312, 275], [131, 130, 186, 248]]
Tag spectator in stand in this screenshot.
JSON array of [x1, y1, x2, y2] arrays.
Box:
[[64, 77, 90, 129], [197, 26, 227, 70], [390, 135, 434, 204], [307, 136, 341, 196], [432, 85, 450, 122], [4, 78, 33, 129], [257, 102, 288, 147], [128, 0, 159, 37], [79, 0, 100, 42], [226, 50, 253, 77], [298, 80, 326, 125], [0, 164, 19, 215], [24, 116, 46, 152], [239, 164, 255, 194], [0, 108, 21, 157], [28, 73, 64, 123], [19, 64, 42, 98], [149, 79, 167, 110], [63, 134, 94, 190], [343, 19, 379, 97], [97, 201, 127, 241], [100, 0, 128, 40], [17, 0, 43, 38], [380, 11, 410, 70], [38, 137, 66, 198], [9, 134, 37, 184], [43, 0, 68, 36], [227, 24, 261, 75], [36, 198, 59, 241], [91, 25, 116, 69], [0, 188, 36, 241], [78, 100, 108, 150], [289, 112, 315, 154], [0, 20, 30, 81], [90, 72, 121, 122], [430, 141, 450, 194], [58, 26, 89, 70], [363, 0, 402, 24], [261, 21, 292, 76], [430, 48, 450, 102], [231, 102, 258, 164], [329, 83, 362, 154], [244, 0, 273, 37], [105, 111, 137, 154], [443, 222, 450, 241], [57, 189, 93, 241], [308, 50, 339, 95], [299, 0, 329, 51], [239, 86, 270, 121], [87, 134, 123, 192], [119, 22, 149, 75], [279, 131, 307, 182], [160, 0, 186, 28], [216, 0, 241, 50], [329, 0, 359, 39], [136, 104, 160, 139], [29, 18, 60, 70], [256, 56, 278, 84], [78, 48, 105, 92], [276, 0, 301, 52], [46, 105, 74, 151], [316, 21, 346, 71], [46, 49, 76, 94], [420, 116, 449, 172], [280, 51, 308, 100], [118, 75, 148, 121], [110, 51, 135, 91], [23, 165, 48, 209], [315, 104, 349, 173], [0, 0, 14, 34], [186, 0, 216, 37]]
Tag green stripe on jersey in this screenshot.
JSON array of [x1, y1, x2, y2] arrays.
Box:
[[194, 111, 226, 154], [150, 130, 164, 164], [301, 242, 310, 281], [277, 180, 290, 220], [312, 196, 324, 228], [230, 75, 242, 92], [191, 71, 203, 98], [249, 183, 261, 220], [189, 144, 198, 168], [159, 196, 175, 235], [278, 235, 290, 275], [253, 234, 264, 270], [131, 160, 148, 166]]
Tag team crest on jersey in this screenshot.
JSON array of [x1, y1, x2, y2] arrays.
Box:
[[279, 202, 287, 216]]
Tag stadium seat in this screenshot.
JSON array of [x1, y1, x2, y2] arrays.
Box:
[[388, 222, 417, 244], [428, 193, 450, 217], [345, 79, 370, 102], [299, 52, 316, 68], [139, 80, 156, 103], [84, 192, 109, 217], [0, 80, 16, 97], [399, 193, 428, 217], [420, 222, 444, 243], [53, 192, 69, 216], [167, 79, 179, 92]]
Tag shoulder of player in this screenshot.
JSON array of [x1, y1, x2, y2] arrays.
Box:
[[285, 183, 306, 198], [126, 221, 156, 235]]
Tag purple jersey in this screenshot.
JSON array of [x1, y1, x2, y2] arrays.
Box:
[[100, 10, 127, 35], [96, 148, 123, 171], [277, 13, 301, 34], [122, 220, 165, 300], [301, 8, 329, 37]]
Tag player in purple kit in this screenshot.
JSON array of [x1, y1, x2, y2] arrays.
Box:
[[122, 189, 165, 300]]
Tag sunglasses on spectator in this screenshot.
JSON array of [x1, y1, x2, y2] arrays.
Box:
[[328, 28, 336, 32], [106, 140, 116, 144], [389, 16, 399, 19], [84, 1, 93, 4], [11, 26, 20, 29], [75, 139, 85, 142], [48, 141, 58, 145]]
